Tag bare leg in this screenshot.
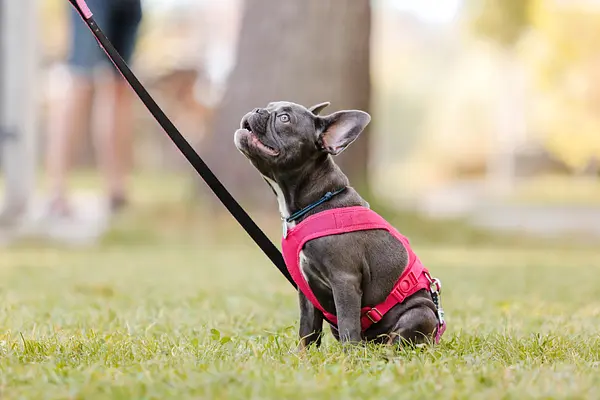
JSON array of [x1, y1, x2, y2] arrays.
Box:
[[94, 72, 134, 212], [45, 73, 94, 214]]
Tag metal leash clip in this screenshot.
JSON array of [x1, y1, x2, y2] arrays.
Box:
[[429, 277, 445, 326]]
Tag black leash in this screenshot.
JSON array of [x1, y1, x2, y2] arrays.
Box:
[[68, 0, 295, 288]]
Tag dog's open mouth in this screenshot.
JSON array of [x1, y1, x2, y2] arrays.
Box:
[[240, 121, 279, 156]]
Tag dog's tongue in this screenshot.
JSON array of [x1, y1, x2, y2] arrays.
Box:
[[249, 132, 278, 156]]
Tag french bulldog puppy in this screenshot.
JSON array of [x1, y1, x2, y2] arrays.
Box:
[[234, 101, 440, 347]]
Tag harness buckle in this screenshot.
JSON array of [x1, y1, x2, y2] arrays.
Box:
[[365, 307, 383, 323]]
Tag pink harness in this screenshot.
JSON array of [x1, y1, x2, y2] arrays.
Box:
[[282, 206, 446, 343]]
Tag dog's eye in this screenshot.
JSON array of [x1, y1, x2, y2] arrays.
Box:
[[278, 114, 290, 123]]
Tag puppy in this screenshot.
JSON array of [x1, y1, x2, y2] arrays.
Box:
[[234, 101, 445, 348]]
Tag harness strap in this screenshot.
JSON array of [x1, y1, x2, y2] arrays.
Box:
[[360, 261, 429, 330]]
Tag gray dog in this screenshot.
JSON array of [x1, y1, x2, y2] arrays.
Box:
[[234, 101, 445, 348]]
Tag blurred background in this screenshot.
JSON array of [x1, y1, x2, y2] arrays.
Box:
[[2, 0, 600, 247], [3, 3, 600, 396]]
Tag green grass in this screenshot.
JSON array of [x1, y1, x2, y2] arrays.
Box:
[[1, 173, 600, 399]]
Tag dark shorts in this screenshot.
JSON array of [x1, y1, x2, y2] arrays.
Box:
[[67, 0, 142, 76]]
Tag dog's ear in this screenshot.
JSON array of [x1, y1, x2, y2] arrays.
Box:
[[308, 101, 331, 116], [316, 110, 371, 156]]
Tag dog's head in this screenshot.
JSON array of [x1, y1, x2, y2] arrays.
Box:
[[234, 101, 371, 178]]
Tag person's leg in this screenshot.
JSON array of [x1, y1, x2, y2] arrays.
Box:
[[45, 74, 94, 215], [93, 0, 142, 212], [94, 75, 134, 211], [45, 0, 109, 215]]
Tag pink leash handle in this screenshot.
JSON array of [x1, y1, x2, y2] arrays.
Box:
[[68, 0, 93, 19]]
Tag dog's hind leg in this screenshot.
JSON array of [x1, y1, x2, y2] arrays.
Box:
[[298, 292, 324, 350], [387, 306, 438, 346]]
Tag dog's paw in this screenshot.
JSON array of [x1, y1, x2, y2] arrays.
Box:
[[339, 340, 366, 354], [296, 341, 307, 354]]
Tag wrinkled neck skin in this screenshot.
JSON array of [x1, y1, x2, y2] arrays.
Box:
[[263, 155, 368, 225]]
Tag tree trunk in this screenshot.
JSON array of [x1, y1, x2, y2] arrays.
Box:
[[199, 0, 371, 210]]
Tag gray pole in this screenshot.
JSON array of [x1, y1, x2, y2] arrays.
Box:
[[0, 0, 39, 225]]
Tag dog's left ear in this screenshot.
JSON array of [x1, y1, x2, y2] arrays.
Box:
[[316, 110, 371, 155], [309, 102, 330, 115]]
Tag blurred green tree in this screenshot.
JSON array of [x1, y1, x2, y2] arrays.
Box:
[[464, 0, 533, 193], [466, 0, 532, 48], [521, 0, 600, 174], [468, 0, 600, 175], [199, 0, 372, 210]]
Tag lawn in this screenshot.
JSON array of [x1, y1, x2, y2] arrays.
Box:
[[1, 173, 599, 399]]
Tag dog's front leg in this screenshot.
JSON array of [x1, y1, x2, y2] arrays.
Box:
[[332, 277, 362, 344], [298, 291, 324, 351]]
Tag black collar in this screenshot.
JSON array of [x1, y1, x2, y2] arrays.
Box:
[[285, 187, 347, 224]]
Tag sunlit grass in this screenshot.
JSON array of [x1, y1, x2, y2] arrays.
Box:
[[0, 171, 599, 399]]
